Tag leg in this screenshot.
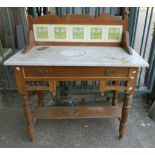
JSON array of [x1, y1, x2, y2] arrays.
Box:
[[37, 91, 44, 106], [22, 94, 35, 143], [112, 90, 119, 106], [119, 93, 132, 139]]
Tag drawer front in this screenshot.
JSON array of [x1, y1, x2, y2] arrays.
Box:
[[23, 66, 129, 78]]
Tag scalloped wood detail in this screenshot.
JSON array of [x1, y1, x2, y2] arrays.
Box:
[[25, 13, 131, 54]]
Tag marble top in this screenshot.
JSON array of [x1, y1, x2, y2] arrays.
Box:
[[4, 46, 149, 67]]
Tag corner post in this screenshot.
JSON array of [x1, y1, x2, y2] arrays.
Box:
[[119, 92, 132, 138]]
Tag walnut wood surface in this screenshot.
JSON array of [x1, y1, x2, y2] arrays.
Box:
[[33, 106, 122, 120], [122, 31, 133, 55], [14, 65, 138, 142], [22, 30, 35, 53], [37, 91, 44, 106], [23, 66, 129, 78], [119, 93, 132, 139], [112, 90, 119, 106], [22, 94, 35, 143], [13, 13, 138, 142], [28, 13, 128, 30], [24, 13, 129, 53], [35, 42, 121, 47]]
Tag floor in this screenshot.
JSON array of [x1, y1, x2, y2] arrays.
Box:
[[0, 92, 155, 148]]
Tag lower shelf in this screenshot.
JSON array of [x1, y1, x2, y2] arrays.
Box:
[[33, 105, 122, 120]]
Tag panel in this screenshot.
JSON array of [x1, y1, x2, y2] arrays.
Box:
[[23, 66, 129, 78], [33, 24, 51, 42], [33, 106, 122, 119], [33, 24, 123, 43], [69, 25, 88, 42], [87, 25, 106, 42], [105, 25, 123, 42], [51, 24, 70, 42]]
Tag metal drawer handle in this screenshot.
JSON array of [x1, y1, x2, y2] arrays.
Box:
[[105, 70, 114, 76], [38, 69, 48, 76]]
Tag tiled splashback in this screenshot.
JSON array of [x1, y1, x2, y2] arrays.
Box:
[[33, 24, 123, 42]]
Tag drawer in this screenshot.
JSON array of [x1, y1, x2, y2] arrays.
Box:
[[23, 66, 129, 78]]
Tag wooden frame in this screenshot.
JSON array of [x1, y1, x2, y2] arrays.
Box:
[[13, 13, 139, 143], [14, 65, 138, 143], [23, 13, 131, 54]]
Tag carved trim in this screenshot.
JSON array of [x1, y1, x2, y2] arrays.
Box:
[[49, 81, 56, 96], [22, 94, 35, 142], [25, 13, 130, 54], [22, 30, 35, 53], [122, 31, 133, 55], [119, 93, 132, 138], [112, 90, 119, 106]]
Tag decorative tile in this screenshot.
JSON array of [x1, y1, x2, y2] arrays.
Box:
[[51, 25, 69, 41], [33, 24, 123, 43], [87, 25, 105, 42], [72, 27, 84, 39], [36, 27, 48, 39], [54, 27, 66, 39], [69, 25, 87, 42], [90, 27, 102, 39], [33, 24, 50, 41], [108, 28, 120, 40], [105, 25, 123, 42]]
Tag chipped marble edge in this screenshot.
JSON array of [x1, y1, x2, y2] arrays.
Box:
[[4, 61, 149, 67], [3, 46, 149, 68]]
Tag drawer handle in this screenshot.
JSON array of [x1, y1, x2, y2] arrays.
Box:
[[38, 70, 48, 76], [105, 70, 114, 76]]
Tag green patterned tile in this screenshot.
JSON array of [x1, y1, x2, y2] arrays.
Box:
[[90, 28, 102, 39], [54, 27, 66, 39], [36, 26, 48, 39], [72, 27, 84, 39], [108, 28, 120, 40]]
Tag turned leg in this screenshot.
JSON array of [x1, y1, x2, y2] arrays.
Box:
[[112, 90, 119, 106], [119, 93, 132, 139], [22, 94, 35, 143], [37, 91, 44, 106]]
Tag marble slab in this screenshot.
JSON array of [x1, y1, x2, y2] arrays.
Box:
[[4, 46, 149, 67]]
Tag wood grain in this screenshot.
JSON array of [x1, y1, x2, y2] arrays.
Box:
[[119, 93, 132, 138], [33, 106, 122, 120], [22, 94, 35, 143], [25, 13, 129, 52], [112, 90, 119, 106], [23, 66, 129, 78], [12, 13, 140, 142]]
